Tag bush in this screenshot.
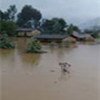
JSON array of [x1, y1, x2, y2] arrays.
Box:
[[0, 33, 15, 49], [0, 21, 17, 36], [92, 31, 100, 38], [27, 38, 42, 53]]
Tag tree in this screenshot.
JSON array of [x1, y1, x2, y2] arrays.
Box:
[[67, 24, 80, 35], [7, 5, 17, 21], [73, 25, 80, 32], [67, 24, 74, 35], [0, 10, 9, 21], [0, 5, 17, 21], [52, 18, 67, 33], [41, 18, 67, 34], [0, 20, 17, 36], [27, 38, 42, 53], [17, 5, 42, 28], [41, 19, 54, 33], [0, 10, 4, 20]]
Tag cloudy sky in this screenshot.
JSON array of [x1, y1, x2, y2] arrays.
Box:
[[0, 0, 100, 25]]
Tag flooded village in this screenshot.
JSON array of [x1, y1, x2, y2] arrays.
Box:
[[0, 1, 100, 100]]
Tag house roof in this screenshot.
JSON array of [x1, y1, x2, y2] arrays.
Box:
[[16, 28, 33, 32], [72, 31, 91, 38], [34, 34, 68, 40]]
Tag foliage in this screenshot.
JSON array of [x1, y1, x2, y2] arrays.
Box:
[[27, 38, 42, 53], [7, 5, 17, 21], [92, 31, 100, 38], [0, 33, 15, 49], [41, 18, 67, 34], [0, 20, 17, 36], [17, 5, 42, 28], [67, 24, 80, 35], [67, 24, 74, 35], [0, 5, 17, 21], [0, 10, 4, 20]]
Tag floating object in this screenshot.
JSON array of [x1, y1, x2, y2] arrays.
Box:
[[50, 70, 55, 72], [59, 62, 71, 73]]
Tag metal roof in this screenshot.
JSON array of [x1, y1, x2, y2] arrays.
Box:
[[34, 34, 68, 39], [72, 32, 91, 38], [16, 28, 33, 32]]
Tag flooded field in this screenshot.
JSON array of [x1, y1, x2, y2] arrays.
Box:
[[0, 38, 100, 100]]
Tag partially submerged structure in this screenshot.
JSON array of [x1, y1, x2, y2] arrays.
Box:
[[16, 28, 41, 37], [34, 34, 68, 42], [71, 31, 95, 41], [62, 36, 76, 43]]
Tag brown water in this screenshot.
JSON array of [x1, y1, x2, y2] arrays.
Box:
[[0, 38, 100, 100]]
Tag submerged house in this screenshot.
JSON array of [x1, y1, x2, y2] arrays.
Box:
[[34, 34, 68, 42], [16, 28, 41, 37], [71, 31, 95, 41], [62, 36, 77, 43]]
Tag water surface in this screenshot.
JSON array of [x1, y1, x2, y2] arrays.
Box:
[[0, 38, 100, 100]]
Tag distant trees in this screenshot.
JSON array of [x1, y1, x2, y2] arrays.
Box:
[[67, 24, 80, 35], [0, 4, 80, 36], [0, 10, 4, 20], [0, 5, 17, 21], [7, 5, 17, 21], [41, 18, 67, 34], [17, 5, 42, 28], [0, 5, 17, 36]]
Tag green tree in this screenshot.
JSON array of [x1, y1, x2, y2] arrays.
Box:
[[67, 24, 80, 35], [27, 38, 42, 53], [41, 19, 54, 33], [17, 5, 42, 28], [0, 5, 17, 21], [7, 5, 17, 21], [52, 18, 67, 33], [0, 10, 4, 20], [67, 24, 73, 35], [41, 18, 67, 34], [0, 10, 9, 21], [0, 20, 17, 36]]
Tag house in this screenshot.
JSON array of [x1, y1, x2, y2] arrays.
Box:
[[16, 28, 41, 37], [71, 31, 95, 41], [34, 34, 68, 42], [62, 36, 77, 43]]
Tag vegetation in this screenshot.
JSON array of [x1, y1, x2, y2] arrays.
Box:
[[0, 4, 98, 52], [0, 5, 17, 36], [27, 38, 42, 53], [0, 4, 79, 37], [17, 5, 42, 28], [0, 20, 17, 36], [0, 33, 15, 49], [41, 18, 67, 34], [92, 31, 100, 38], [67, 24, 80, 35], [0, 5, 17, 21]]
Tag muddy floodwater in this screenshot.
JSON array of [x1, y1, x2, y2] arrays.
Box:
[[0, 38, 100, 100]]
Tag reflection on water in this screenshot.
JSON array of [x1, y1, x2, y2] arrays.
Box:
[[58, 70, 71, 81], [0, 38, 100, 100]]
